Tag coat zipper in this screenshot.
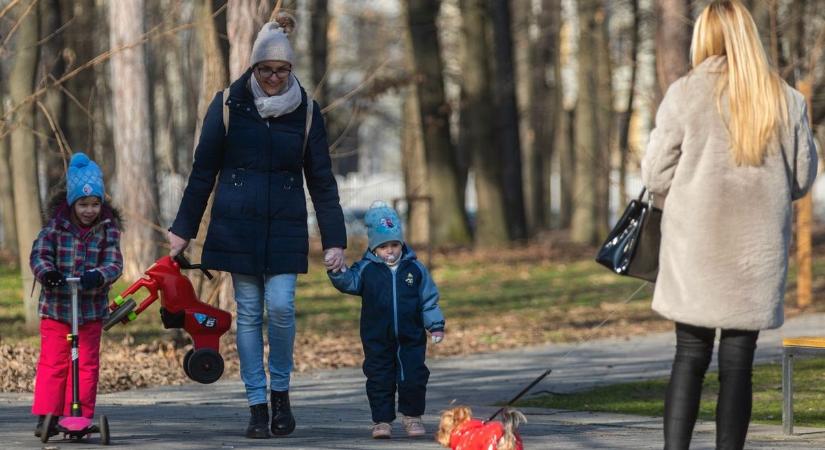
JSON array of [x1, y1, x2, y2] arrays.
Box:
[[264, 116, 272, 273], [391, 266, 405, 381]]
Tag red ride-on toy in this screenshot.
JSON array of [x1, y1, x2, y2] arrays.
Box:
[[103, 254, 231, 384]]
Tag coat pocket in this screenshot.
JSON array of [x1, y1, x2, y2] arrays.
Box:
[[214, 168, 251, 218]]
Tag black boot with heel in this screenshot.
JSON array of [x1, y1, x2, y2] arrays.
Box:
[[270, 390, 296, 436], [246, 403, 270, 439]]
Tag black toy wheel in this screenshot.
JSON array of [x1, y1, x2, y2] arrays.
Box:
[[40, 413, 54, 443], [186, 348, 224, 384], [99, 415, 110, 445], [182, 348, 194, 379], [103, 298, 137, 331]]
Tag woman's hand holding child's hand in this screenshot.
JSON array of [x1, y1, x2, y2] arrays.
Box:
[[324, 247, 346, 273], [431, 331, 444, 344], [43, 271, 66, 288], [167, 231, 189, 256]]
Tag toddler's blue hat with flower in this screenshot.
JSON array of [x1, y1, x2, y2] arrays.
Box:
[[365, 201, 403, 250], [66, 152, 105, 205]]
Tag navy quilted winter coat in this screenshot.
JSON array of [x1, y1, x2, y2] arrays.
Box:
[[170, 69, 346, 275]]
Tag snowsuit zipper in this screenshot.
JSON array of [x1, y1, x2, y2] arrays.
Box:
[[391, 266, 405, 382]]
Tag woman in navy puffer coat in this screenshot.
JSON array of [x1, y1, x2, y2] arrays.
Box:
[[167, 14, 346, 440]]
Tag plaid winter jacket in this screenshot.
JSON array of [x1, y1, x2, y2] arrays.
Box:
[[29, 199, 123, 325]]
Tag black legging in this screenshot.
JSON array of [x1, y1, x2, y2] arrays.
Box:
[[663, 322, 759, 450]]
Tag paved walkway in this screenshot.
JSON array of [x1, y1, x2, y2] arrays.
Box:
[[3, 313, 825, 448]]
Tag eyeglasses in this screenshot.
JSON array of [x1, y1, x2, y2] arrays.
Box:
[[256, 66, 291, 80]]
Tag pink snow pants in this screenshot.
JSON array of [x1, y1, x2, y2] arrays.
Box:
[[32, 318, 103, 418]]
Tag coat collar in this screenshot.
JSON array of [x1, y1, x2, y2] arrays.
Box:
[[362, 244, 418, 265], [693, 55, 727, 73]]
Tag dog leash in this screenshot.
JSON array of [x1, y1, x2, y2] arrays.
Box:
[[484, 282, 649, 419], [488, 368, 553, 421]]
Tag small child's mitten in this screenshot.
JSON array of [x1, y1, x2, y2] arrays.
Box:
[[80, 270, 104, 289], [431, 331, 444, 344], [43, 271, 66, 288]]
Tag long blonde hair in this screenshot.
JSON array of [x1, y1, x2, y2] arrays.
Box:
[[690, 0, 788, 166]]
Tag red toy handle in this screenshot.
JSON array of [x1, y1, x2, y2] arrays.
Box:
[[116, 277, 160, 316]]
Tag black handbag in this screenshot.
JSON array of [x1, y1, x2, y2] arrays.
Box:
[[595, 188, 662, 282]]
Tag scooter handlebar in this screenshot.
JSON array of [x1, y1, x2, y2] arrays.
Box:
[[173, 254, 214, 280]]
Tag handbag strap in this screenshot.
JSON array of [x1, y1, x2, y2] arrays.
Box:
[[636, 187, 655, 208]]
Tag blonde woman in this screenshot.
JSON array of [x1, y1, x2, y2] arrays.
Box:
[[641, 1, 818, 449]]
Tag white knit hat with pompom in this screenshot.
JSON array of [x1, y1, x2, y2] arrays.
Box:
[[250, 12, 296, 66]]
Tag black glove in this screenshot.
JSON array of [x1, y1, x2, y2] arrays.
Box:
[[80, 270, 105, 290], [42, 271, 66, 288]]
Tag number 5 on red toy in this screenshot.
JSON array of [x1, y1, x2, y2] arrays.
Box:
[[103, 255, 231, 384]]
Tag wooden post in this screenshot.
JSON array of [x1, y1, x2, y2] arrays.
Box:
[[795, 79, 813, 308]]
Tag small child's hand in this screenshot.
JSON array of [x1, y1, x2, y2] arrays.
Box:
[[43, 271, 66, 288], [431, 331, 444, 344], [80, 270, 104, 290]]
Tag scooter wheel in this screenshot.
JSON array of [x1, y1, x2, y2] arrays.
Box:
[[103, 298, 137, 331], [40, 413, 54, 443], [182, 348, 194, 379], [99, 415, 110, 445], [187, 348, 224, 384]]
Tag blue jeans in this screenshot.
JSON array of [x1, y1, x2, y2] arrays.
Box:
[[231, 273, 298, 406]]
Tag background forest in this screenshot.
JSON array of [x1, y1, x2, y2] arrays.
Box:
[[1, 0, 823, 335]]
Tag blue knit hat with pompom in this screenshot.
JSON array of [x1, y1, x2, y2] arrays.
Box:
[[365, 201, 403, 250], [66, 152, 104, 205]]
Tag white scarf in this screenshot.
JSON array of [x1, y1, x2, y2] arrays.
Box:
[[250, 73, 302, 118]]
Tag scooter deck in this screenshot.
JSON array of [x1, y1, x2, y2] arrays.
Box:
[[55, 424, 100, 440]]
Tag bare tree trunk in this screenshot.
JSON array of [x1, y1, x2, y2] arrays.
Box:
[[460, 0, 507, 246], [401, 88, 430, 248], [92, 0, 116, 180], [654, 0, 691, 97], [618, 0, 640, 207], [0, 89, 19, 262], [512, 0, 535, 234], [109, 0, 159, 280], [309, 0, 329, 106], [401, 6, 430, 250], [571, 0, 610, 245], [489, 0, 527, 242], [791, 0, 812, 308], [558, 107, 574, 229], [405, 0, 471, 246], [195, 0, 230, 140], [62, 0, 98, 154], [38, 0, 67, 193], [9, 0, 42, 331], [227, 0, 271, 80], [531, 0, 562, 230]]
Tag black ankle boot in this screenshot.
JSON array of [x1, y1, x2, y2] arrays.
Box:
[[34, 415, 58, 438], [270, 390, 296, 436], [246, 403, 270, 439]]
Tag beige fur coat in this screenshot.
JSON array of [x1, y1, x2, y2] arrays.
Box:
[[641, 55, 818, 330]]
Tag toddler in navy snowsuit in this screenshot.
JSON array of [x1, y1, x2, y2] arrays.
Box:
[[329, 201, 445, 439]]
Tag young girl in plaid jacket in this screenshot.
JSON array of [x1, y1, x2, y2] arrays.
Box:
[[29, 152, 123, 438]]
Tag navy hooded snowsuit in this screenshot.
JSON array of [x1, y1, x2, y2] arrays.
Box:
[[329, 246, 445, 423]]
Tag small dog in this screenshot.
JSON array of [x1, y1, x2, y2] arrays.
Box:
[[436, 406, 526, 450]]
